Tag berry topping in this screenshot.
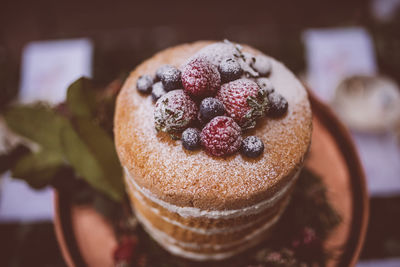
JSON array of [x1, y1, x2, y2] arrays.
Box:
[[199, 97, 226, 123], [136, 75, 154, 94], [216, 78, 268, 129], [218, 58, 243, 83], [251, 55, 272, 76], [256, 78, 275, 95], [160, 66, 182, 92], [201, 116, 242, 157], [181, 128, 201, 151], [182, 57, 221, 98], [151, 82, 166, 102], [267, 92, 288, 117], [154, 90, 198, 134], [241, 136, 264, 158], [240, 52, 259, 78], [156, 64, 173, 81]]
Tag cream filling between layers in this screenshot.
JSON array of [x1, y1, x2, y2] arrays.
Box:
[[128, 180, 267, 235], [135, 200, 287, 260], [124, 167, 299, 219]]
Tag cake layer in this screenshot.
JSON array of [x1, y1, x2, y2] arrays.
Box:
[[124, 167, 298, 220], [128, 179, 291, 244], [114, 41, 312, 211], [135, 200, 285, 258]]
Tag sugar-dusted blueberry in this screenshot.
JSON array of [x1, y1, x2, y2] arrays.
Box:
[[161, 66, 182, 92], [199, 97, 225, 123], [136, 75, 154, 94], [156, 64, 173, 81], [267, 92, 288, 117], [181, 128, 201, 151], [252, 55, 271, 76], [241, 136, 264, 158], [256, 78, 274, 95], [218, 58, 243, 83], [151, 82, 167, 102]]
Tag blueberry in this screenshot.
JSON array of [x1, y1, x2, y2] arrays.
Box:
[[161, 66, 182, 91], [199, 97, 225, 123], [136, 75, 153, 94], [151, 82, 167, 102], [156, 64, 174, 81], [267, 92, 288, 117], [182, 128, 201, 151], [241, 136, 264, 158], [252, 55, 271, 77], [218, 58, 243, 83]]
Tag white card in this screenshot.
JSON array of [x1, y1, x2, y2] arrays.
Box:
[[19, 38, 93, 104], [303, 27, 377, 102]]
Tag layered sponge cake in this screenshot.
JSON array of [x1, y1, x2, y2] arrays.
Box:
[[114, 41, 312, 260]]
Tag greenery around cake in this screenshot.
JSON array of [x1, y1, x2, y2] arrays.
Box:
[[0, 77, 341, 267]]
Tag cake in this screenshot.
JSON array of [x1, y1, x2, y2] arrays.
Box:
[[114, 41, 312, 261]]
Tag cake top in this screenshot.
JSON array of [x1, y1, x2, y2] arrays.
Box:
[[114, 41, 312, 210]]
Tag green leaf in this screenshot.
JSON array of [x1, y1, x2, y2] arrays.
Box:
[[61, 119, 124, 202], [11, 150, 64, 189], [4, 104, 68, 152], [66, 77, 97, 118], [0, 145, 30, 175]]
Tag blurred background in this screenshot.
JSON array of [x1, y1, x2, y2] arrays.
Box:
[[0, 0, 400, 266]]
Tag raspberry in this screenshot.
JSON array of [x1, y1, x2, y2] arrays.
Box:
[[154, 90, 198, 134], [201, 116, 242, 157], [216, 78, 268, 130], [182, 57, 221, 98]]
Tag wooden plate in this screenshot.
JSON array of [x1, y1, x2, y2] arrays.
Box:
[[53, 91, 369, 267]]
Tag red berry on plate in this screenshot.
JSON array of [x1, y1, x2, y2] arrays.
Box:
[[201, 116, 242, 157], [154, 90, 198, 134], [182, 57, 221, 98], [113, 236, 137, 263], [216, 78, 268, 129]]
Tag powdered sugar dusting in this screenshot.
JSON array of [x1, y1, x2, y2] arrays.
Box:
[[114, 41, 312, 211]]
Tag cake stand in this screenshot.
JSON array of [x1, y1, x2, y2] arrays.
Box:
[[54, 91, 369, 267]]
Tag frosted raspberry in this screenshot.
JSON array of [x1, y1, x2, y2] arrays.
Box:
[[216, 78, 268, 129], [201, 116, 242, 157], [181, 57, 221, 98], [154, 90, 198, 134]]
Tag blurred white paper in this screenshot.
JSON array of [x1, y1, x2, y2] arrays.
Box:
[[0, 174, 54, 222], [0, 38, 93, 222], [303, 28, 377, 102], [19, 38, 93, 104]]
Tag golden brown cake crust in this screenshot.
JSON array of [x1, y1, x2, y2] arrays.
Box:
[[114, 41, 312, 211]]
